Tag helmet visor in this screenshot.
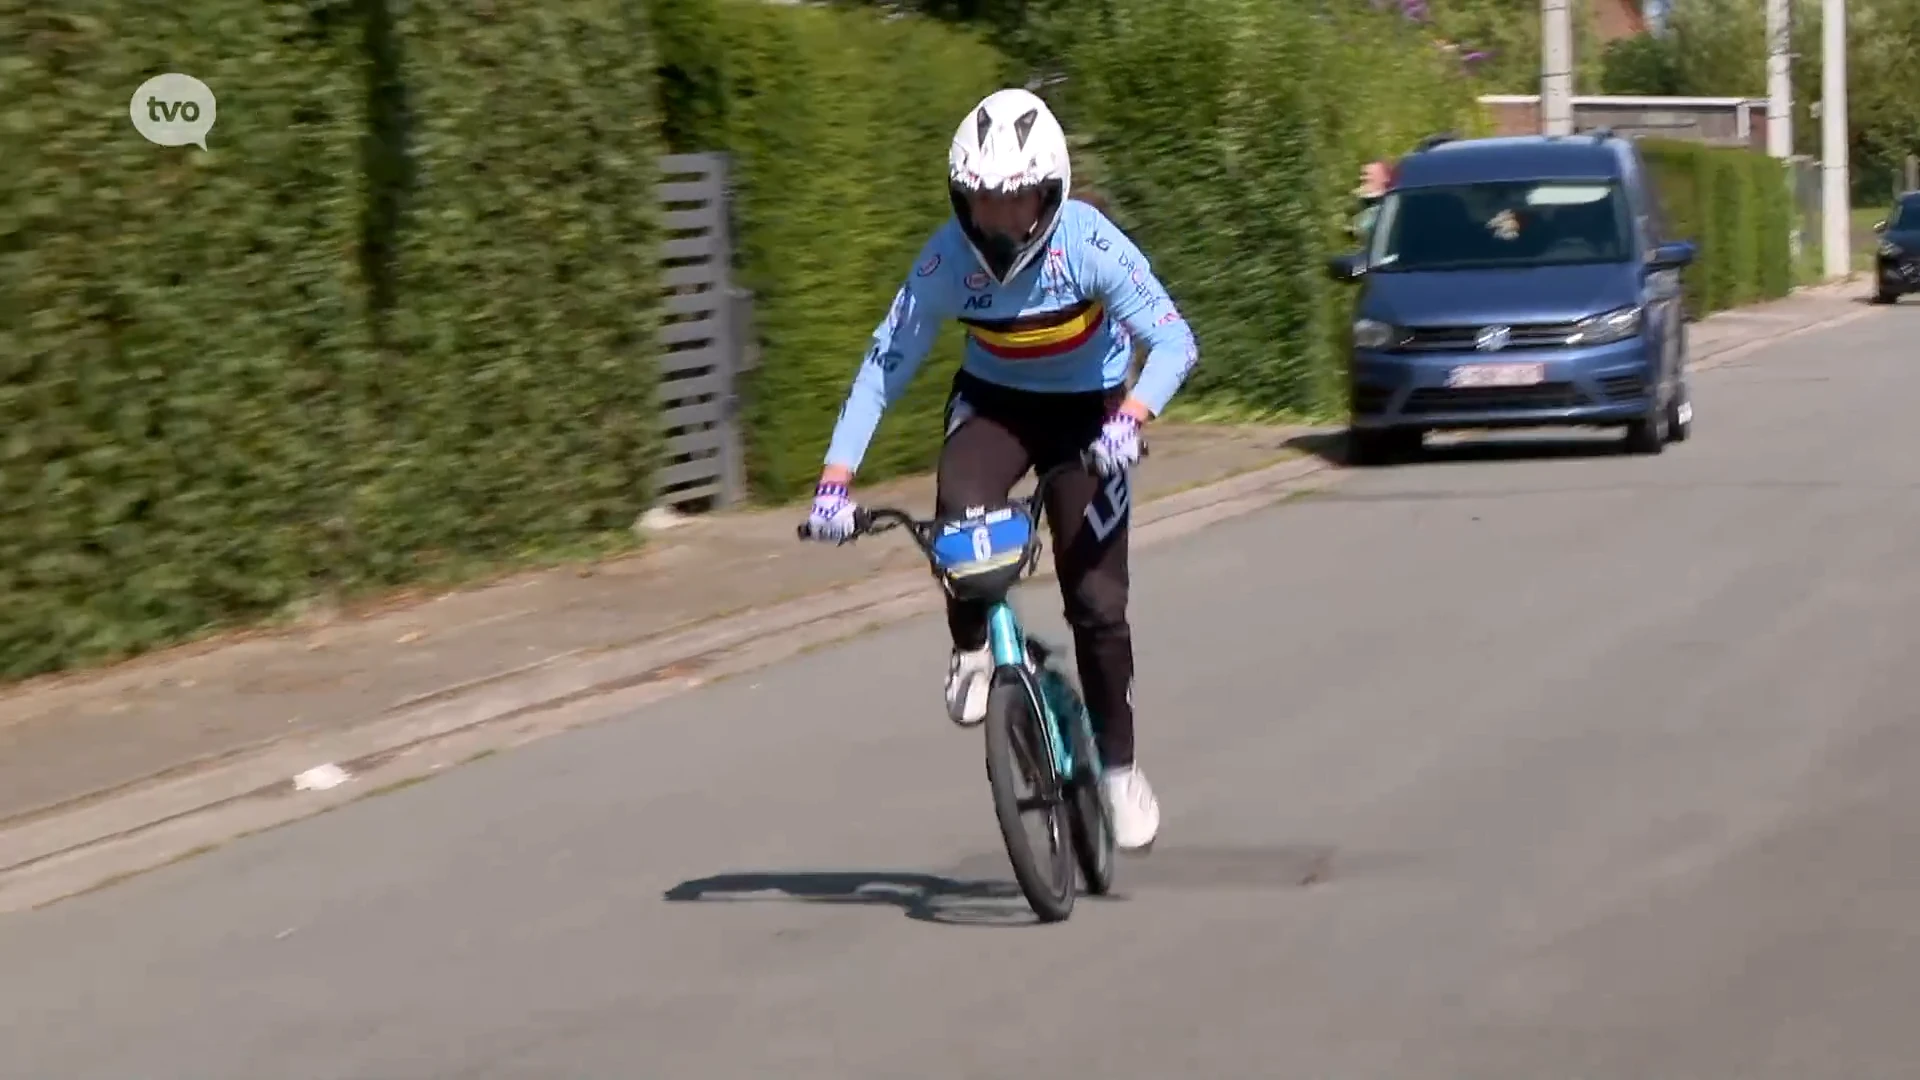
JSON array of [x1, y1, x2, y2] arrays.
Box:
[[951, 179, 1063, 282]]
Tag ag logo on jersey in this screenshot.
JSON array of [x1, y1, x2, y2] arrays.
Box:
[[964, 271, 991, 291], [962, 293, 993, 311]]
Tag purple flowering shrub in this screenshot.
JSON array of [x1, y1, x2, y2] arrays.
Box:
[[1370, 0, 1495, 72]]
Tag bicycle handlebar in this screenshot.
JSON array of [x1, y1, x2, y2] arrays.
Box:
[[793, 443, 1148, 545]]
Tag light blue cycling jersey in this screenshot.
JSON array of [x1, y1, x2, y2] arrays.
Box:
[[823, 199, 1200, 471]]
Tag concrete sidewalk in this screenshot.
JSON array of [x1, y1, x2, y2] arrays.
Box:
[[0, 279, 1875, 875]]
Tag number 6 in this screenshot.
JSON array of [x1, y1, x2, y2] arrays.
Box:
[[971, 525, 992, 561]]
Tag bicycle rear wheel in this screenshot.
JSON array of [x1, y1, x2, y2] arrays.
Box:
[[983, 668, 1076, 923]]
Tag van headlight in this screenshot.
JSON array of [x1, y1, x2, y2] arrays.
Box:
[[1352, 318, 1398, 350], [1569, 305, 1642, 346]]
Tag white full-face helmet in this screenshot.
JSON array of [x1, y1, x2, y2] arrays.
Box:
[[948, 87, 1072, 286]]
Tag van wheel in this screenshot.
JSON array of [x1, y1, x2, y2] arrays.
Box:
[[1347, 426, 1422, 466], [1624, 400, 1668, 454]]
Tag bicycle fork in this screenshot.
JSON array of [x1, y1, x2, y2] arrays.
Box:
[[986, 603, 1082, 782]]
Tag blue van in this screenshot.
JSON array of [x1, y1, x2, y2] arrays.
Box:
[[1327, 131, 1698, 464]]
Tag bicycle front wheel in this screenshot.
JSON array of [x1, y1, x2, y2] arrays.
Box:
[[983, 668, 1076, 923], [1066, 706, 1116, 896]]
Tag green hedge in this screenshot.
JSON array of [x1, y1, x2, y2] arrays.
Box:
[[1639, 138, 1795, 319], [2, 3, 370, 677], [1060, 0, 1489, 419], [651, 0, 1006, 499], [1753, 152, 1795, 298], [362, 2, 662, 575], [0, 2, 660, 679]]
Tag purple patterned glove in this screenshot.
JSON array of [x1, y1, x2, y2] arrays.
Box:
[[1088, 413, 1142, 477]]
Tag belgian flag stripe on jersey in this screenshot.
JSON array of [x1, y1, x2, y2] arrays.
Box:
[[960, 300, 1106, 360]]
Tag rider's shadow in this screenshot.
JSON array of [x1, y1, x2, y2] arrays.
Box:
[[662, 870, 1082, 927]]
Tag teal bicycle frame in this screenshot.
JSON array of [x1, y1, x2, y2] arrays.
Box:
[[986, 603, 1030, 675], [988, 603, 1098, 785]]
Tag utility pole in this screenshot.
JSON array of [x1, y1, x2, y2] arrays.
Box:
[[1541, 0, 1574, 136], [1766, 0, 1792, 157], [1767, 0, 1797, 261], [1820, 0, 1849, 278]]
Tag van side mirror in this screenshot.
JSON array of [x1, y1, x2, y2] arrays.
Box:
[[1648, 240, 1696, 271], [1325, 254, 1366, 283]]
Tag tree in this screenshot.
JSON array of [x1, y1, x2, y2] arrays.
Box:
[[1599, 0, 1918, 194]]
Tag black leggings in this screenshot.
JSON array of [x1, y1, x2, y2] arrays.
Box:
[[935, 370, 1137, 768]]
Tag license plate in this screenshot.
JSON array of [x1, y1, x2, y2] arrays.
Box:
[[1446, 362, 1546, 389]]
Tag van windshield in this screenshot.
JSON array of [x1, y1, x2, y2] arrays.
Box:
[[1367, 179, 1631, 272], [1891, 198, 1920, 231]]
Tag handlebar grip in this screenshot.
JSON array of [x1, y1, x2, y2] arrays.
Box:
[[798, 507, 877, 543]]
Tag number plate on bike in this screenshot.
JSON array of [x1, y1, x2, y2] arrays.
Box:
[[930, 505, 1034, 579]]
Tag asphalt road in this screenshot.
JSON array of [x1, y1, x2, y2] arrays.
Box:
[[4, 307, 1916, 1080]]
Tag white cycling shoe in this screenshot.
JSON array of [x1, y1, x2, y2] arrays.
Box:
[[944, 646, 992, 727], [1102, 763, 1161, 851]]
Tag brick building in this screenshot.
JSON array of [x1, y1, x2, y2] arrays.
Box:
[[1590, 0, 1649, 39], [1480, 95, 1771, 153]]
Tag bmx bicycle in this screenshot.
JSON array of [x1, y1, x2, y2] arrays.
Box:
[[796, 452, 1140, 922]]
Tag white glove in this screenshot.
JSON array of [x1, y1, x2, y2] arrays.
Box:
[[804, 480, 859, 542], [1087, 413, 1142, 477]]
